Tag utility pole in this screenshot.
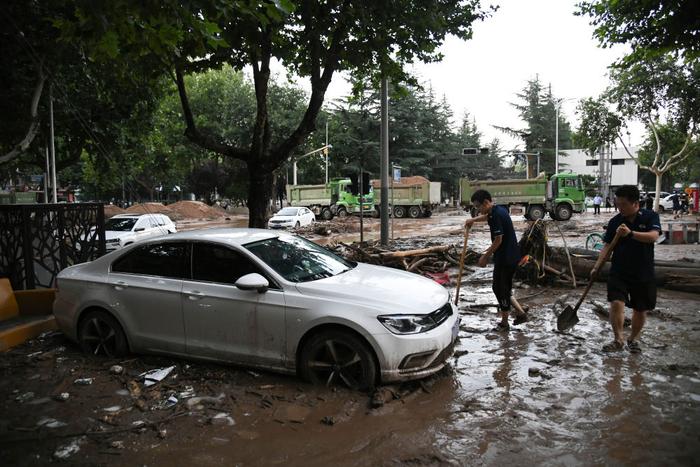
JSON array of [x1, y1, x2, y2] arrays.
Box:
[[49, 84, 58, 203], [325, 121, 329, 185], [44, 144, 50, 203], [555, 105, 559, 174], [380, 77, 389, 246]]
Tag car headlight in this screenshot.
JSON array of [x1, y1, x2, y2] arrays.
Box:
[[378, 314, 439, 334]]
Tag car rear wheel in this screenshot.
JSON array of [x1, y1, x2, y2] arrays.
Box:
[[78, 310, 128, 358], [300, 330, 377, 391]]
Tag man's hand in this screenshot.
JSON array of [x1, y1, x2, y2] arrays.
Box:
[[589, 266, 598, 280], [617, 223, 631, 238], [478, 254, 489, 268], [464, 219, 474, 230]]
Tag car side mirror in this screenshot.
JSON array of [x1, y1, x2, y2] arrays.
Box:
[[134, 227, 145, 232], [235, 273, 269, 293]]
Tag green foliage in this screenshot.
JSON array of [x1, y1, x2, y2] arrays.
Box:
[[573, 97, 622, 156], [577, 0, 700, 65]]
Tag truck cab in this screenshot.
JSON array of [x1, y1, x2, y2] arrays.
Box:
[[547, 173, 585, 221]]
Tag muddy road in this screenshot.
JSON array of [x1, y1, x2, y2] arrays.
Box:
[[2, 213, 700, 466]]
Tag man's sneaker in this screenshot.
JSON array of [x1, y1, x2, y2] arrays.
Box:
[[602, 341, 624, 352], [627, 340, 642, 354]]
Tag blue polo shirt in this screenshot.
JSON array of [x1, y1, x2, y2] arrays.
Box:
[[603, 209, 661, 281], [487, 205, 520, 266]]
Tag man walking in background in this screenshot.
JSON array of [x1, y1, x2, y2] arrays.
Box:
[[593, 193, 602, 215]]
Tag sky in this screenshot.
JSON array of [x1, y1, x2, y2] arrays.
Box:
[[314, 0, 644, 151]]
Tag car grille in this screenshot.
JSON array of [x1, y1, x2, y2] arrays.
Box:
[[429, 301, 452, 326], [270, 220, 286, 224]]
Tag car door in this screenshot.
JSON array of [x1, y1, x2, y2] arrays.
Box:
[[305, 208, 315, 224], [182, 242, 287, 368], [108, 241, 189, 354]]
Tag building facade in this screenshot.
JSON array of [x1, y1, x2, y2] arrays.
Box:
[[560, 146, 639, 195]]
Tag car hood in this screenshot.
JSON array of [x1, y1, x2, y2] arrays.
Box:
[[294, 262, 449, 315]]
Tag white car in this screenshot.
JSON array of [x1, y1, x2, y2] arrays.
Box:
[[53, 228, 459, 390], [105, 214, 176, 250], [268, 207, 315, 229]]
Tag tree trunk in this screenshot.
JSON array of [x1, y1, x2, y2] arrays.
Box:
[[653, 171, 662, 212], [247, 168, 274, 228]]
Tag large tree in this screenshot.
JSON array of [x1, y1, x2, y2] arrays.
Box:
[[54, 0, 492, 226], [495, 77, 573, 174], [576, 56, 699, 211]]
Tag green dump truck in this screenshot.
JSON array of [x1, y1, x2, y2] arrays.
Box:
[[459, 172, 586, 221], [371, 178, 442, 218], [287, 178, 375, 220]]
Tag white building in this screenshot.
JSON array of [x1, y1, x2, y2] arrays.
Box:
[[560, 146, 639, 191]]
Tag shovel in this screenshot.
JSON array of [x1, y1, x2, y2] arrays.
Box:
[[557, 231, 622, 332], [454, 224, 471, 306]]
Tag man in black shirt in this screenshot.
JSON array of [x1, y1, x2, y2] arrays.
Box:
[[464, 190, 528, 331], [591, 185, 661, 353]]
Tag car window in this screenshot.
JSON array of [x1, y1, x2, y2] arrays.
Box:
[[277, 208, 299, 216], [245, 235, 355, 283], [112, 242, 189, 279], [105, 217, 137, 231], [192, 243, 265, 285]]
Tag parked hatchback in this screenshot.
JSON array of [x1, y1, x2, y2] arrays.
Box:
[[105, 214, 176, 250], [53, 228, 459, 390], [268, 207, 315, 229]]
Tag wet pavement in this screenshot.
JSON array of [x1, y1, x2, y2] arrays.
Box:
[[2, 213, 699, 465]]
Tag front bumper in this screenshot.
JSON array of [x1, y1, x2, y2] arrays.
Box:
[[376, 304, 460, 383]]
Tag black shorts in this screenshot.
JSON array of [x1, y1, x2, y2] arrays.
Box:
[[607, 275, 656, 311], [493, 262, 516, 311]]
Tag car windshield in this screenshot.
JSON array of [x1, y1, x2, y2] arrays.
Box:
[[105, 218, 137, 231], [276, 208, 299, 216], [244, 235, 355, 283]]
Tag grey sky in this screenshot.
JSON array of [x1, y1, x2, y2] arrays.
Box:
[[318, 0, 644, 151]]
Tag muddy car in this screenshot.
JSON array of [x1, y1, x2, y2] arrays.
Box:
[[53, 228, 459, 390]]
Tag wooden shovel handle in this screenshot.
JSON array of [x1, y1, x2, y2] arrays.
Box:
[[454, 225, 471, 306], [573, 230, 623, 311]]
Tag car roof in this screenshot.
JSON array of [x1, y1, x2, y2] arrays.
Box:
[[161, 228, 282, 246]]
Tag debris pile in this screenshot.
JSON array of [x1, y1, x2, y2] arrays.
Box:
[[328, 240, 480, 280]]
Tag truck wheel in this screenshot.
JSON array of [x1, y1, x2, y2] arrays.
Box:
[[408, 206, 421, 218], [337, 207, 348, 218], [321, 208, 333, 220], [394, 206, 406, 218], [555, 204, 572, 221], [424, 210, 432, 218], [527, 205, 545, 220]]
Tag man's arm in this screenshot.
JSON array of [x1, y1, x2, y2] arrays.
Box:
[[478, 235, 502, 267], [617, 223, 660, 244], [464, 213, 488, 228]]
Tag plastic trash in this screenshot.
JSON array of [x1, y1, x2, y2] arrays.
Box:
[[74, 378, 93, 385], [210, 412, 236, 426], [139, 366, 175, 387], [53, 437, 84, 460]]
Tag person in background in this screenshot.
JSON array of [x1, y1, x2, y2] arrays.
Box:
[[645, 193, 654, 211], [680, 191, 689, 215], [671, 192, 681, 218], [605, 196, 612, 212], [593, 194, 602, 215]]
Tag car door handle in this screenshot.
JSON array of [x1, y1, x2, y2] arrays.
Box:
[[113, 281, 128, 290], [186, 291, 205, 300]]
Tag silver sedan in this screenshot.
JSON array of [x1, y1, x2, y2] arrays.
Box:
[[53, 228, 459, 390]]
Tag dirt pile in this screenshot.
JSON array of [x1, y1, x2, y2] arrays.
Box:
[[117, 201, 227, 221], [103, 205, 126, 218]]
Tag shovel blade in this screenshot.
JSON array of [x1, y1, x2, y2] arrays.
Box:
[[557, 305, 579, 332]]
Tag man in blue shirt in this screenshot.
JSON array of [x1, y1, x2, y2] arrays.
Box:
[[590, 185, 661, 353], [465, 189, 528, 331]]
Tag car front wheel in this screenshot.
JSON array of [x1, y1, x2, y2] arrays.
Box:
[[300, 330, 377, 391], [78, 310, 128, 357]]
